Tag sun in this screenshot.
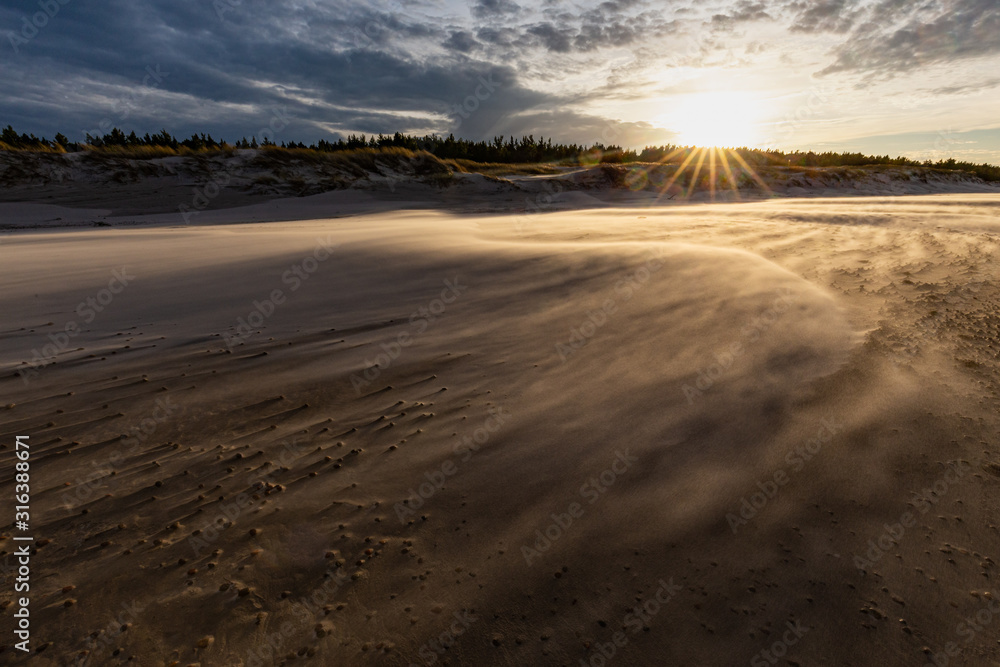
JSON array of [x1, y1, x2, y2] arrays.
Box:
[[664, 91, 763, 148]]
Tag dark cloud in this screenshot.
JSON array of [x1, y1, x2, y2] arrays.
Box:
[[572, 10, 679, 50], [0, 0, 996, 150], [819, 0, 1000, 76], [0, 0, 554, 142], [444, 30, 480, 53], [474, 26, 520, 47], [927, 77, 1000, 96], [471, 0, 522, 20], [594, 0, 645, 12], [525, 23, 574, 53], [0, 0, 687, 144], [710, 1, 772, 29], [478, 5, 678, 54], [787, 0, 860, 34]]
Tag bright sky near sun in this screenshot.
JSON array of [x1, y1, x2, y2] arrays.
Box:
[[1, 0, 999, 161]]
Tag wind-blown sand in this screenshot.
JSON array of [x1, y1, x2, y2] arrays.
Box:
[[2, 192, 1000, 666]]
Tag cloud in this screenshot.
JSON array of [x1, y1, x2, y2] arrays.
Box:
[[0, 0, 558, 142], [472, 2, 678, 54], [0, 0, 691, 144], [787, 0, 860, 34], [572, 10, 679, 50], [709, 1, 772, 29], [471, 0, 522, 20], [524, 23, 575, 53], [927, 77, 1000, 96], [819, 0, 1000, 76], [1, 0, 998, 152], [444, 30, 480, 53], [484, 109, 676, 146]]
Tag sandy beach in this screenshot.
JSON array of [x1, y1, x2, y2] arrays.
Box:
[[2, 189, 1000, 665], [5, 0, 1000, 661]]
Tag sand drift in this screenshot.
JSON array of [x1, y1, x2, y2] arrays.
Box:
[[1, 195, 1000, 665]]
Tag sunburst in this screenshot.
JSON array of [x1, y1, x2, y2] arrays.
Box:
[[624, 146, 773, 203]]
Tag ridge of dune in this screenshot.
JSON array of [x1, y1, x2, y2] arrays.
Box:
[[2, 149, 998, 227]]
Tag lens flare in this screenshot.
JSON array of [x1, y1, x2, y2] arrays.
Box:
[[665, 91, 763, 149]]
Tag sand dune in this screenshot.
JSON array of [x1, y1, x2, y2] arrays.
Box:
[[2, 194, 1000, 665], [3, 149, 998, 229]]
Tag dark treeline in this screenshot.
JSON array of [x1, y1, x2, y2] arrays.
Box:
[[626, 146, 1000, 182], [2, 124, 998, 181], [316, 133, 587, 163], [0, 124, 586, 160]]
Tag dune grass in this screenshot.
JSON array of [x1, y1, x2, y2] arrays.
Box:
[[444, 159, 566, 176]]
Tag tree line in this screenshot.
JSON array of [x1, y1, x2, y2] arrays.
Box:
[[2, 123, 998, 181]]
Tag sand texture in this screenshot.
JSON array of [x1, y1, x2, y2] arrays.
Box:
[[2, 193, 1000, 665]]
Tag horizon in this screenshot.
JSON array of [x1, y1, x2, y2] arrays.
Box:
[[5, 3, 1000, 664], [6, 122, 1000, 171], [2, 1, 999, 162]]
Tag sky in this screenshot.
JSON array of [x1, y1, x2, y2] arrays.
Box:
[[2, 0, 999, 161]]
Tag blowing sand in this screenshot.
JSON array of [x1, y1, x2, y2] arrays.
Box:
[[2, 193, 1000, 666]]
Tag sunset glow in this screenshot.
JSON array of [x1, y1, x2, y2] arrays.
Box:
[[666, 92, 764, 149]]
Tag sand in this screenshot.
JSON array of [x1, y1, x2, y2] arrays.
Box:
[[2, 189, 1000, 666]]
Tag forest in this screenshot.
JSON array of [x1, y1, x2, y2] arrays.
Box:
[[2, 124, 998, 182]]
